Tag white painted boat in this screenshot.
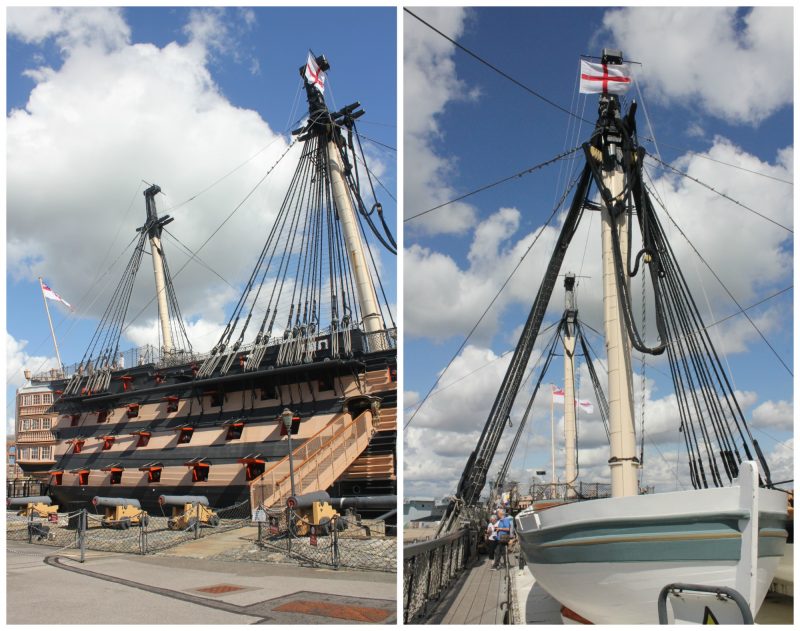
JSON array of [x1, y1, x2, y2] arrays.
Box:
[[516, 461, 789, 624]]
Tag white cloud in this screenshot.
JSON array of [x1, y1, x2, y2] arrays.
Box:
[[6, 334, 60, 391], [7, 7, 130, 53], [404, 7, 478, 235], [602, 7, 793, 124], [751, 399, 793, 432], [8, 9, 299, 344]]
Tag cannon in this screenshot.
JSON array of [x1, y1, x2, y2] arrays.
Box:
[[92, 496, 148, 529], [159, 495, 219, 530], [7, 495, 59, 518], [286, 491, 345, 536]]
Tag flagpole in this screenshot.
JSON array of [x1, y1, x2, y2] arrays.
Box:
[[550, 387, 556, 489], [39, 277, 63, 373]]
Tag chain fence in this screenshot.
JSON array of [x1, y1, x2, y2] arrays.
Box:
[[6, 499, 396, 573]]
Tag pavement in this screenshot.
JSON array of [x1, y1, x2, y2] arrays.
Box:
[[7, 541, 397, 624]]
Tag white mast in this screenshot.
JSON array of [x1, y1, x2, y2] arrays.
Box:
[[598, 51, 639, 497], [326, 143, 385, 334], [562, 274, 578, 498], [143, 185, 174, 355], [38, 277, 63, 372]]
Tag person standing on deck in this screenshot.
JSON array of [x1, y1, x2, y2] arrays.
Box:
[[492, 509, 513, 569], [486, 515, 498, 561]]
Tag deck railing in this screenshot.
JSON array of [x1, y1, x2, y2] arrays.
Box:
[[403, 526, 478, 623]]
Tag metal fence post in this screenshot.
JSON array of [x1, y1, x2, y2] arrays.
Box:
[[79, 509, 87, 563], [27, 509, 33, 544], [194, 503, 200, 540]]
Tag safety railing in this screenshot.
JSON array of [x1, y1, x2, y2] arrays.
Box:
[[403, 527, 478, 623], [250, 409, 374, 510]]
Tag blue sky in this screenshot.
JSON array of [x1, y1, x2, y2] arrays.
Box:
[[6, 7, 396, 430], [404, 7, 793, 499]]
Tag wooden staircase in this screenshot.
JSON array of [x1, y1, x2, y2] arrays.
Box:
[[249, 409, 375, 510]]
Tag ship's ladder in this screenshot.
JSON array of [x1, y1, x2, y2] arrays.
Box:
[[249, 408, 375, 510]]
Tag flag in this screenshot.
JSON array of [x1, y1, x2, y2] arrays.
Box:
[[552, 386, 565, 404], [579, 60, 632, 95], [304, 52, 326, 94], [577, 399, 594, 414], [41, 280, 72, 309]]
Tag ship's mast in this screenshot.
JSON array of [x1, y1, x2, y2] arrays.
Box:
[[598, 49, 639, 497], [142, 184, 175, 354], [562, 273, 578, 498], [301, 54, 385, 334]]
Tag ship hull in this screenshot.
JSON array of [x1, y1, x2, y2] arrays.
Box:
[[515, 462, 788, 624]]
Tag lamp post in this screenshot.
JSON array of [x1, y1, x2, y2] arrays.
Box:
[[281, 408, 296, 497]]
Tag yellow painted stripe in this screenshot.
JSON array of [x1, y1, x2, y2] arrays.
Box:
[[759, 529, 789, 539], [540, 531, 741, 549]]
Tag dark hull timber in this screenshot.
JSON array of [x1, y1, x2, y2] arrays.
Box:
[[43, 335, 397, 517]]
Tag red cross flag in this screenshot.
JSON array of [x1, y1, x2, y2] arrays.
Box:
[[579, 60, 632, 95], [304, 52, 326, 94], [552, 386, 565, 404]]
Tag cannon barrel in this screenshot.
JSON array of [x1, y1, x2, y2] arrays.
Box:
[[158, 495, 210, 507], [329, 495, 398, 510], [286, 491, 330, 509], [7, 496, 52, 508], [92, 496, 141, 509]]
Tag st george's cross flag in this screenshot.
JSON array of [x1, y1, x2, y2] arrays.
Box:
[[579, 60, 632, 95], [41, 280, 72, 309], [577, 399, 594, 414], [304, 52, 326, 94], [552, 386, 566, 404]]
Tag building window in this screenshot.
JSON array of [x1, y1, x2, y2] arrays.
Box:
[[43, 393, 53, 404], [30, 447, 40, 460], [42, 418, 52, 429], [178, 428, 193, 444], [21, 419, 31, 431], [32, 394, 41, 405], [9, 456, 15, 465], [109, 469, 122, 485], [41, 446, 52, 460]]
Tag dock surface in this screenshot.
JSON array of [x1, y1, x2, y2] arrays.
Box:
[[434, 556, 509, 624]]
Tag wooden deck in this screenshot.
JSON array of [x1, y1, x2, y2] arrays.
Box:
[[436, 557, 510, 624]]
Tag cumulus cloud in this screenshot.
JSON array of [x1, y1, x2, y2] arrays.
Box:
[[601, 7, 793, 124], [404, 7, 479, 235], [7, 8, 299, 351], [7, 7, 130, 53], [6, 334, 60, 391]]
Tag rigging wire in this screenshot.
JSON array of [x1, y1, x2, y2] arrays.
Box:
[[404, 171, 584, 430], [405, 145, 583, 222], [644, 183, 792, 376], [645, 155, 793, 234], [404, 9, 592, 125]]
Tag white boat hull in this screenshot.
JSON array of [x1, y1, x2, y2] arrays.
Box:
[[515, 462, 789, 624]]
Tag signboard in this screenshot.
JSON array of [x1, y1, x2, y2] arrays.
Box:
[[48, 513, 59, 523], [251, 506, 267, 523], [269, 515, 279, 535], [309, 526, 318, 547]]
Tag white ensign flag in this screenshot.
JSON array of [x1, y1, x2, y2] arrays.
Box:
[[552, 386, 565, 404], [577, 399, 594, 414], [579, 60, 632, 95], [41, 281, 72, 309], [305, 52, 326, 94]]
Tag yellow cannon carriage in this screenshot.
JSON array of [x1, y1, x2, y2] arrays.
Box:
[[92, 496, 149, 529], [159, 495, 220, 530]]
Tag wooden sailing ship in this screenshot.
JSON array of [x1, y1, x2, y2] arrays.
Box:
[[35, 53, 397, 517]]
